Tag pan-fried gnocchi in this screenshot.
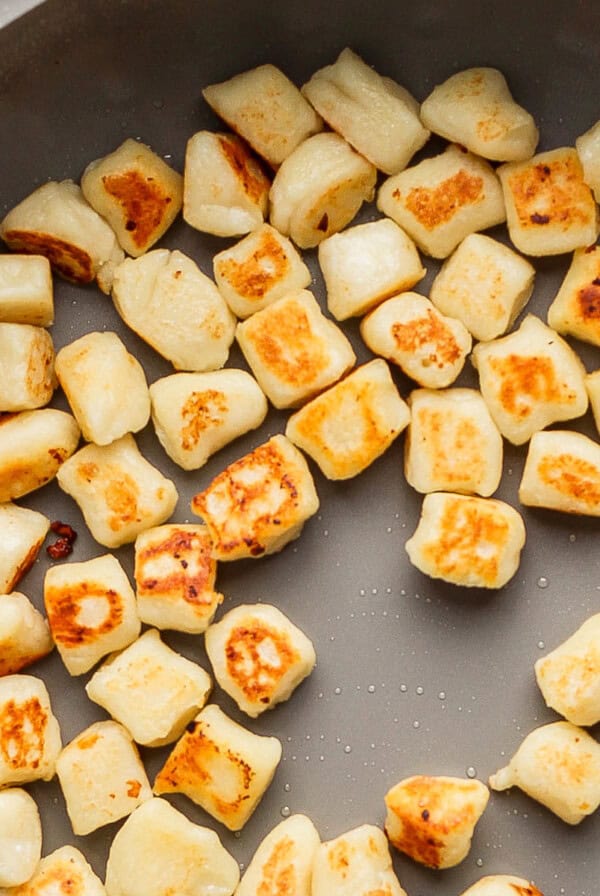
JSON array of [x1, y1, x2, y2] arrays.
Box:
[[519, 429, 600, 516], [377, 144, 506, 258], [203, 64, 323, 169], [236, 289, 356, 409], [498, 147, 599, 256], [472, 314, 588, 445], [0, 254, 53, 326], [153, 703, 282, 831], [0, 592, 53, 676], [0, 323, 55, 412], [535, 613, 600, 727], [205, 603, 316, 717], [149, 369, 268, 470], [191, 434, 319, 561], [547, 245, 600, 347], [576, 119, 600, 202], [285, 359, 410, 480], [406, 492, 526, 589], [134, 524, 223, 634], [213, 223, 312, 319], [56, 434, 178, 549], [44, 554, 141, 676], [459, 876, 544, 896], [105, 798, 240, 896], [0, 503, 49, 594], [85, 628, 212, 746], [0, 181, 124, 294], [489, 721, 600, 824], [235, 814, 320, 896], [112, 248, 236, 372], [56, 720, 152, 836], [269, 132, 377, 248], [81, 138, 183, 257], [311, 824, 408, 896], [302, 47, 429, 176], [420, 67, 538, 161], [384, 775, 489, 869], [183, 131, 271, 237], [2, 845, 106, 896], [55, 331, 150, 446], [0, 674, 62, 786], [318, 218, 426, 321], [0, 788, 42, 888]]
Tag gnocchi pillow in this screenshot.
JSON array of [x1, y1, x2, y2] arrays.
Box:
[[547, 245, 600, 347], [0, 502, 50, 594], [0, 323, 55, 412], [311, 824, 408, 896], [0, 592, 53, 676], [236, 814, 320, 896], [0, 254, 53, 326], [519, 429, 600, 517], [0, 674, 62, 786], [0, 788, 42, 887]]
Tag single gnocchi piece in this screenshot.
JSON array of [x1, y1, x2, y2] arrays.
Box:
[[0, 503, 50, 594], [56, 720, 151, 836], [0, 592, 53, 676], [149, 369, 267, 470], [318, 218, 426, 321], [420, 67, 538, 161], [112, 249, 236, 372], [430, 232, 535, 342], [105, 798, 240, 896], [489, 721, 600, 824], [205, 603, 316, 718], [236, 814, 320, 896], [311, 824, 408, 896], [406, 492, 526, 589], [81, 138, 183, 257], [547, 245, 600, 347], [1, 846, 106, 896], [586, 368, 600, 436], [191, 434, 319, 561], [55, 331, 150, 445], [384, 775, 489, 870], [377, 144, 506, 259], [0, 181, 124, 294], [472, 314, 588, 445], [134, 524, 223, 634], [56, 434, 178, 549], [302, 47, 429, 176], [519, 429, 600, 517], [360, 292, 472, 389], [153, 703, 282, 831], [44, 553, 141, 676], [535, 613, 600, 727], [285, 359, 410, 480], [459, 876, 544, 896], [269, 132, 377, 249], [183, 131, 270, 237], [498, 147, 599, 256], [236, 289, 356, 409], [0, 409, 80, 503], [405, 388, 503, 497], [576, 119, 600, 202], [0, 788, 42, 888], [203, 64, 322, 169], [0, 674, 62, 786], [86, 628, 212, 746], [213, 223, 311, 319], [0, 254, 53, 326], [0, 323, 55, 413]]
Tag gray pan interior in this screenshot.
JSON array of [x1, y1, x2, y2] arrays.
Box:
[[1, 1, 599, 893]]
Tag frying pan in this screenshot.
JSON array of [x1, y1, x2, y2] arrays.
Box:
[[1, 1, 599, 893]]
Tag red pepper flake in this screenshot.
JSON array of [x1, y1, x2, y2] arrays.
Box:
[[530, 212, 550, 224], [46, 520, 78, 560]]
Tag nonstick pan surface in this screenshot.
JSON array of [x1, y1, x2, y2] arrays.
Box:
[[1, 2, 600, 894]]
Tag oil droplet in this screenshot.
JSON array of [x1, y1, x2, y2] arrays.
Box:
[[334, 687, 342, 695], [438, 691, 446, 700], [359, 589, 366, 596], [569, 533, 576, 543], [234, 831, 242, 839], [466, 766, 477, 778], [284, 783, 291, 792], [476, 858, 484, 868], [280, 806, 291, 818], [372, 588, 378, 595], [344, 745, 352, 754], [537, 576, 549, 589], [400, 684, 408, 693], [416, 686, 424, 695], [368, 685, 376, 694], [413, 720, 420, 729], [537, 640, 545, 650]]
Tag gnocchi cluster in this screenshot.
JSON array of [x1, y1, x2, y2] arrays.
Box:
[[2, 43, 600, 895]]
